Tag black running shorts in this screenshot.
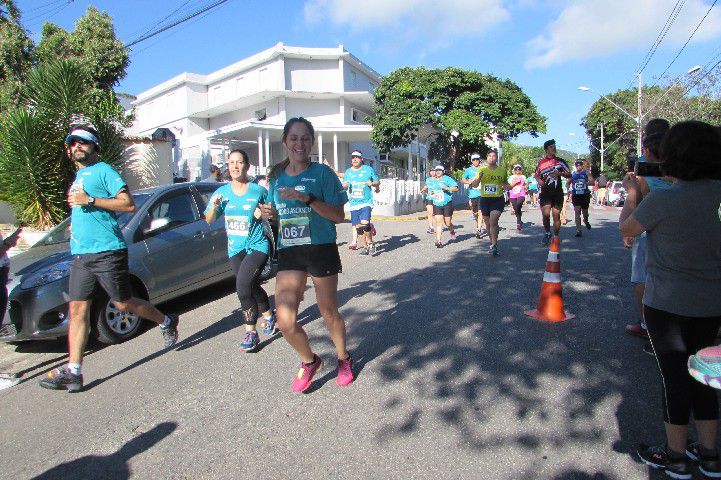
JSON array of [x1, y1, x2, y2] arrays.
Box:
[[539, 189, 565, 209], [432, 203, 453, 217], [571, 193, 591, 209], [69, 249, 132, 302], [480, 197, 505, 216], [278, 243, 342, 277]]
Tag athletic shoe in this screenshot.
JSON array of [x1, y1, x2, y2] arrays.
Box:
[[368, 243, 377, 256], [449, 232, 457, 241], [575, 230, 582, 237], [160, 314, 179, 348], [585, 219, 592, 230], [39, 367, 83, 392], [435, 241, 443, 248], [475, 230, 482, 239], [240, 331, 259, 352], [490, 245, 499, 256], [348, 242, 358, 250], [688, 346, 721, 390], [638, 443, 692, 479], [542, 233, 551, 246], [625, 323, 647, 338], [371, 224, 376, 236], [360, 247, 369, 255], [517, 223, 522, 231], [426, 227, 435, 235], [337, 355, 354, 386], [686, 441, 721, 478], [261, 312, 278, 336], [291, 354, 322, 393]]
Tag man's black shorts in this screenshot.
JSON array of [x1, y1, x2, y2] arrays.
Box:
[[539, 189, 565, 209], [432, 203, 453, 217], [278, 243, 342, 277], [480, 196, 505, 216], [69, 249, 132, 302], [424, 198, 433, 207], [469, 197, 481, 213], [572, 193, 591, 209]]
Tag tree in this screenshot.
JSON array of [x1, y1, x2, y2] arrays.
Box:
[[582, 66, 721, 179], [0, 0, 34, 110], [370, 67, 546, 171], [501, 142, 577, 176], [0, 61, 124, 228]]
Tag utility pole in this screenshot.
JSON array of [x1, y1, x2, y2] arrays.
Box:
[[600, 122, 604, 172], [637, 72, 643, 158]]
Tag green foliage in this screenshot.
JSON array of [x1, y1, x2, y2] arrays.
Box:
[[370, 66, 546, 171], [0, 60, 124, 228], [0, 0, 34, 110], [34, 22, 70, 64]]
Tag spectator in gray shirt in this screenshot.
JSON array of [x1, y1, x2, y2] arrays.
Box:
[[620, 120, 721, 478]]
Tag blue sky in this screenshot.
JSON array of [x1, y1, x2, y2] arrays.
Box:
[[15, 0, 721, 151]]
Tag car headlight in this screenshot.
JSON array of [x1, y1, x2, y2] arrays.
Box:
[[20, 259, 73, 289]]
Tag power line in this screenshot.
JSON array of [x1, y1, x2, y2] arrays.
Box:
[[125, 0, 196, 44], [125, 0, 230, 48], [128, 7, 220, 58], [636, 0, 686, 76]]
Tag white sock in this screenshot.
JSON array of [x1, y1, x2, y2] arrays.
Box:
[[67, 363, 81, 376], [160, 315, 172, 328]]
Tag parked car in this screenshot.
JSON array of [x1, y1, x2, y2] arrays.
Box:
[[605, 181, 626, 206], [0, 181, 276, 344]]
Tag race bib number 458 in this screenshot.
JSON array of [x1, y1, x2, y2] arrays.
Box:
[[280, 216, 311, 246]]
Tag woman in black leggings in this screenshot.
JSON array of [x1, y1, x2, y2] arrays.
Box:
[[205, 150, 276, 352], [620, 120, 721, 479]]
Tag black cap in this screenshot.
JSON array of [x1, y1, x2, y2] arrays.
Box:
[[543, 139, 556, 150]]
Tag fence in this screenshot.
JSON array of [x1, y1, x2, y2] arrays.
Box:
[[345, 179, 470, 217]]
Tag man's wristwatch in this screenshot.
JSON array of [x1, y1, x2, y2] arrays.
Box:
[[87, 196, 95, 206], [305, 194, 317, 206]]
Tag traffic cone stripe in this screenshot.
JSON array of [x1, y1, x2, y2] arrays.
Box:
[[547, 251, 559, 262], [542, 272, 562, 283]]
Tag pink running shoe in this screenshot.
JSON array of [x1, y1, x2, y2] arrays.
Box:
[[370, 223, 377, 236], [449, 232, 457, 241], [348, 243, 358, 250], [337, 355, 354, 386], [291, 355, 322, 392]]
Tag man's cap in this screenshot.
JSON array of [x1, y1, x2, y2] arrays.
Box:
[[575, 159, 584, 165], [65, 127, 101, 151], [351, 150, 363, 158], [470, 153, 481, 160], [543, 139, 556, 150], [432, 165, 445, 171]]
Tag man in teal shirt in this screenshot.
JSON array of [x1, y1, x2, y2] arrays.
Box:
[[343, 151, 380, 256], [40, 125, 179, 393]]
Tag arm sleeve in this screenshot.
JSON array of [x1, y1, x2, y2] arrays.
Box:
[[101, 165, 127, 198], [321, 165, 348, 206], [632, 190, 666, 231], [268, 179, 277, 206]]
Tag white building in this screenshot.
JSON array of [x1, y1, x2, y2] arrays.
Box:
[[128, 43, 430, 184]]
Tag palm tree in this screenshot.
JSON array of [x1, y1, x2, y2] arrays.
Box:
[[0, 60, 124, 228]]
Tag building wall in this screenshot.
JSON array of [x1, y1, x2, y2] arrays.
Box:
[[343, 60, 377, 92], [285, 98, 340, 126], [284, 58, 341, 92], [208, 58, 281, 107]]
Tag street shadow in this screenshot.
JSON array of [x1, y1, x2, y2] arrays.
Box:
[[330, 216, 663, 477], [375, 234, 420, 254], [31, 422, 177, 480]]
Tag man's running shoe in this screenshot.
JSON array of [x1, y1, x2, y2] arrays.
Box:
[[291, 354, 322, 392], [371, 223, 376, 236], [688, 346, 721, 390], [585, 219, 592, 230], [638, 443, 692, 479], [435, 241, 443, 248], [449, 232, 457, 241], [348, 242, 358, 250], [240, 330, 259, 352], [475, 230, 482, 239], [160, 314, 179, 348], [261, 312, 278, 336], [359, 247, 369, 255], [39, 366, 83, 392], [686, 441, 721, 478], [337, 355, 354, 386], [542, 233, 551, 246], [426, 227, 434, 235], [575, 230, 582, 237], [368, 243, 377, 256], [625, 323, 647, 338]]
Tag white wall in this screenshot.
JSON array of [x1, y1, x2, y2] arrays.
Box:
[[208, 59, 281, 107], [285, 59, 341, 92], [343, 61, 377, 92], [285, 98, 340, 126]]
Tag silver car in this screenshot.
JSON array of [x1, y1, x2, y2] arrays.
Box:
[[0, 182, 275, 344]]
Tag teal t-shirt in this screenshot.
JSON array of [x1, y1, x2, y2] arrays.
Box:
[[69, 162, 128, 255], [462, 166, 482, 199], [425, 175, 457, 207], [343, 165, 379, 210], [527, 176, 539, 191], [269, 163, 348, 249], [423, 177, 434, 200], [206, 183, 270, 257]]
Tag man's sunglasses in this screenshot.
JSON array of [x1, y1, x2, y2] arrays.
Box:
[[66, 138, 92, 147]]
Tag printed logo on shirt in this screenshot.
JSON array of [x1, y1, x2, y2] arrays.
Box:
[[242, 204, 251, 210], [300, 178, 317, 183], [295, 186, 307, 192]]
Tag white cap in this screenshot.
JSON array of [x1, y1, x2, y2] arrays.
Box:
[[213, 161, 226, 168], [470, 153, 481, 160], [432, 165, 445, 171], [351, 150, 363, 158]]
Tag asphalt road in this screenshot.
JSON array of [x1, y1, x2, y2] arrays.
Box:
[[0, 204, 672, 479]]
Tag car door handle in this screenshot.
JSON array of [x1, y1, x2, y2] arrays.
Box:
[[193, 231, 204, 238]]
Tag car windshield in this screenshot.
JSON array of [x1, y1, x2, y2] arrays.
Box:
[[38, 193, 152, 246]]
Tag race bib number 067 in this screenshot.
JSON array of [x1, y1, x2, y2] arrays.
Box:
[[280, 216, 311, 246]]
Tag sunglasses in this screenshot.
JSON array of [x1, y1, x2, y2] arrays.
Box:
[[67, 138, 92, 147]]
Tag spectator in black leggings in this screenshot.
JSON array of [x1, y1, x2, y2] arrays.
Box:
[[205, 150, 276, 352], [620, 120, 721, 479]]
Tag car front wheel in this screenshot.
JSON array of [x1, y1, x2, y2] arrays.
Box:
[[91, 293, 144, 345]]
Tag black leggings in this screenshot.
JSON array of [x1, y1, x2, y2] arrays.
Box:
[[510, 197, 524, 219], [645, 304, 721, 425], [0, 266, 8, 321], [230, 250, 270, 325]]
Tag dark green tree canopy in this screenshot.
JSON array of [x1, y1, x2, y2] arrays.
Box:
[[0, 0, 34, 109], [370, 66, 546, 170]]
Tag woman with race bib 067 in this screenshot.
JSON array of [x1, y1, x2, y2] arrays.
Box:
[[260, 117, 353, 392]]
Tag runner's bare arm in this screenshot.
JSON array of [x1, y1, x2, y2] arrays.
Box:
[[470, 173, 482, 188], [205, 195, 223, 224], [619, 214, 644, 238], [68, 190, 135, 213], [279, 189, 345, 224]]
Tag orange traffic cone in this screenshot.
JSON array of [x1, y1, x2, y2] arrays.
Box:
[[525, 237, 575, 322]]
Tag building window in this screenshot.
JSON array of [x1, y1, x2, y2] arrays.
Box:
[[351, 107, 369, 124], [351, 70, 357, 89], [255, 108, 266, 121]]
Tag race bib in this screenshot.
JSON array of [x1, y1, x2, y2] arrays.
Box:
[[512, 186, 522, 194], [280, 215, 311, 246], [225, 216, 249, 237], [574, 182, 586, 194], [483, 184, 499, 195], [433, 190, 445, 202], [351, 182, 365, 199]]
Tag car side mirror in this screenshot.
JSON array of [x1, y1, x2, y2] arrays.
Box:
[[143, 217, 170, 236]]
